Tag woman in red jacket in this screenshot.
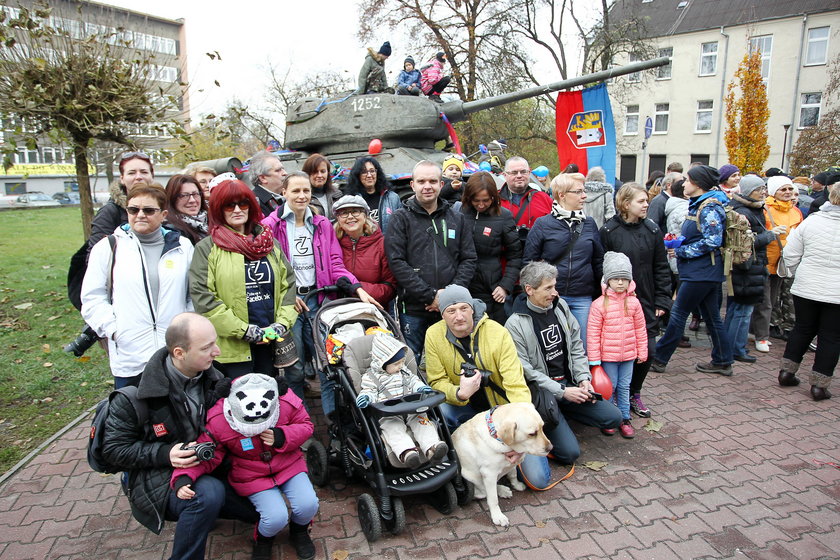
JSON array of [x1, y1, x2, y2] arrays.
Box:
[[333, 195, 398, 309]]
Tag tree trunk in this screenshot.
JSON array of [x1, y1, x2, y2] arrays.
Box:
[[73, 140, 94, 239]]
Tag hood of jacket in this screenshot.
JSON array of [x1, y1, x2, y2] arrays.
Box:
[[584, 181, 614, 194], [689, 189, 729, 211], [110, 180, 128, 208], [137, 346, 223, 400], [369, 333, 408, 372], [730, 193, 765, 210], [664, 196, 688, 215], [366, 47, 387, 65], [765, 195, 796, 212]]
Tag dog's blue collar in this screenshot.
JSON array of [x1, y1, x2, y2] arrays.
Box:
[[485, 405, 502, 442]]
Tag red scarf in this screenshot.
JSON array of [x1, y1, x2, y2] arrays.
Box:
[[210, 224, 274, 261]]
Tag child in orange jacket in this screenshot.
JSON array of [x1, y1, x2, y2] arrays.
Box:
[[587, 252, 648, 438]]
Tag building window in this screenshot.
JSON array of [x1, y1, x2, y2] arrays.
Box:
[[657, 47, 673, 79], [806, 27, 829, 65], [620, 155, 637, 183], [4, 182, 26, 195], [654, 103, 669, 133], [690, 154, 710, 166], [749, 35, 773, 81], [799, 93, 822, 128], [699, 42, 717, 76], [625, 105, 639, 135], [695, 100, 713, 132], [649, 155, 666, 175], [627, 52, 641, 83]]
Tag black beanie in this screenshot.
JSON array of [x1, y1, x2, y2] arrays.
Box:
[[436, 51, 446, 63], [687, 165, 720, 191], [813, 171, 830, 186], [404, 56, 415, 66], [379, 41, 392, 56]]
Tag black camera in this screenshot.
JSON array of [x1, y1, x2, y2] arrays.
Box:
[[182, 441, 216, 462], [63, 325, 99, 357], [460, 362, 492, 386], [516, 225, 530, 242]]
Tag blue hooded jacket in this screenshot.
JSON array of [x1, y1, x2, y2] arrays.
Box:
[[676, 190, 729, 282]]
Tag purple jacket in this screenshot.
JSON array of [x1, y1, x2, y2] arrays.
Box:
[[262, 208, 359, 302], [171, 391, 312, 497]]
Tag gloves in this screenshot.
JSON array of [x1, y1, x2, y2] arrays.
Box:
[[771, 225, 787, 236], [268, 323, 288, 338], [419, 385, 435, 394], [270, 427, 286, 449], [205, 378, 232, 409], [356, 394, 371, 408], [336, 276, 362, 296], [243, 324, 265, 344]]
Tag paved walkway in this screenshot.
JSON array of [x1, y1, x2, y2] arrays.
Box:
[[0, 332, 839, 559]]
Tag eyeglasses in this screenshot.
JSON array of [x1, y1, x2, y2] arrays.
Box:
[[505, 170, 530, 176], [120, 151, 151, 161], [336, 208, 364, 218], [127, 206, 162, 216], [565, 189, 585, 195], [222, 200, 251, 211], [360, 169, 377, 176], [177, 192, 202, 200]]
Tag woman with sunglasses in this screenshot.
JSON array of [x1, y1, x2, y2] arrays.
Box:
[[345, 156, 402, 234], [190, 179, 298, 379], [164, 174, 208, 245], [524, 172, 604, 348], [89, 151, 154, 250], [82, 183, 194, 388], [262, 172, 380, 417]]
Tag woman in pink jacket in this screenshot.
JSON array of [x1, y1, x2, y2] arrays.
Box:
[[171, 374, 318, 560], [587, 252, 648, 439]]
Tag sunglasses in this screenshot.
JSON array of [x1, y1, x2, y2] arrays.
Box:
[[120, 151, 151, 161], [223, 200, 251, 212], [127, 206, 162, 216]]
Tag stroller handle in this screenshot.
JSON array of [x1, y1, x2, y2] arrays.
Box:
[[366, 391, 446, 418], [301, 285, 341, 308]]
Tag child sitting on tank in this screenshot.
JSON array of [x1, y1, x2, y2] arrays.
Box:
[[355, 41, 394, 95], [355, 333, 448, 469], [420, 51, 451, 103], [396, 56, 422, 96]]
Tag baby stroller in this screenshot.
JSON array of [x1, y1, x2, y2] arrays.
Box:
[[302, 288, 473, 542]]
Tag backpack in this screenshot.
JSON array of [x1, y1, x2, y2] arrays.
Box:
[[87, 385, 148, 474], [67, 235, 117, 311], [690, 198, 755, 296]]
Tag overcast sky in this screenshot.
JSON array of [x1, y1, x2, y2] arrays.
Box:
[[105, 0, 585, 123]]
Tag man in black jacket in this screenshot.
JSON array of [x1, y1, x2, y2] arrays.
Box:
[[101, 313, 256, 560], [248, 150, 287, 217], [385, 160, 477, 359]]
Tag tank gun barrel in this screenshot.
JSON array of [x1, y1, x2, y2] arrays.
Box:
[[442, 56, 671, 123]]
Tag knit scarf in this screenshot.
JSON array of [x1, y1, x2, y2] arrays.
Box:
[[179, 211, 208, 235], [551, 201, 585, 223], [210, 224, 274, 261]]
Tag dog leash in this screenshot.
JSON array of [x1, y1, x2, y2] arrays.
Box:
[[517, 462, 575, 491]]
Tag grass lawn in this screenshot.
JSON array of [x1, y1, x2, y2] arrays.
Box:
[[0, 207, 113, 474]]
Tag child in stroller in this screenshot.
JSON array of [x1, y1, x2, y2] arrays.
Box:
[[355, 333, 449, 469]]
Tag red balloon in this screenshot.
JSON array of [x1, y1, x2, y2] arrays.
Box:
[[368, 138, 382, 154], [589, 364, 613, 401]]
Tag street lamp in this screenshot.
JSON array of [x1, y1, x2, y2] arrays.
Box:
[[781, 124, 791, 169]]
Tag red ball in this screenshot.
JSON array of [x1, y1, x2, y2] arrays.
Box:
[[368, 138, 382, 154], [589, 364, 613, 401]]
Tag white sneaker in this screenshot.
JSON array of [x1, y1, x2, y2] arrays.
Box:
[[755, 340, 770, 353]]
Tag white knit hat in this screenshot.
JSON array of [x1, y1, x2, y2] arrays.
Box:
[[767, 175, 793, 197], [223, 374, 280, 437]]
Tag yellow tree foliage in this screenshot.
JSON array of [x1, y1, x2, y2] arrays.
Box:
[[724, 51, 770, 171]]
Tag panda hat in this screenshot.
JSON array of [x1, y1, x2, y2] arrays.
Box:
[[223, 373, 280, 437]]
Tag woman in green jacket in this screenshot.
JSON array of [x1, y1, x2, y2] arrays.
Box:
[[190, 180, 298, 378]]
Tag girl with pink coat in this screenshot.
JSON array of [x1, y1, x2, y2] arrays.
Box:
[[587, 252, 648, 439]]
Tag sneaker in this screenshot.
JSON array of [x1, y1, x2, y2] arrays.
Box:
[[733, 353, 757, 363], [755, 340, 770, 353], [400, 448, 422, 469], [649, 360, 667, 373], [695, 361, 733, 376], [601, 427, 616, 436], [619, 420, 635, 439], [630, 394, 651, 417]]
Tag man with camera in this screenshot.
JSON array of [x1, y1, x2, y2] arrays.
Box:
[[424, 284, 553, 485], [102, 312, 257, 560]]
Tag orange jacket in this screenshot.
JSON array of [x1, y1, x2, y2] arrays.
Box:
[[764, 197, 803, 275]]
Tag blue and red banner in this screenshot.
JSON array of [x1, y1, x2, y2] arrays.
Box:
[[555, 83, 616, 182]]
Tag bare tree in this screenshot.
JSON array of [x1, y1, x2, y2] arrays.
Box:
[[789, 55, 840, 175]]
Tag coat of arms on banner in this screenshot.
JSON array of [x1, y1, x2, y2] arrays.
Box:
[[566, 111, 606, 148]]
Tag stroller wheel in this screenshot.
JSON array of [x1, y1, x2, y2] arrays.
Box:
[[305, 440, 329, 487], [357, 493, 382, 542], [384, 496, 405, 536], [429, 481, 458, 515], [454, 477, 474, 506]]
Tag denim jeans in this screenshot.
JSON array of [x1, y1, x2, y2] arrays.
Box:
[[561, 295, 592, 349], [113, 374, 141, 390], [654, 281, 732, 366], [724, 299, 755, 358], [166, 475, 226, 560], [400, 312, 439, 363], [546, 398, 623, 464], [439, 401, 553, 489], [602, 360, 634, 420], [289, 299, 336, 416], [248, 472, 319, 537]]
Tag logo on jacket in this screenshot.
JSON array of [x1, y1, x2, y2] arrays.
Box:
[[153, 423, 168, 437], [567, 111, 606, 148]]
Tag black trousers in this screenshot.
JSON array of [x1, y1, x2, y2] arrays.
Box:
[[783, 296, 840, 377]]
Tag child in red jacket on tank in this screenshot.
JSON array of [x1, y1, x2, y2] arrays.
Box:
[[587, 252, 648, 439], [171, 374, 318, 560]]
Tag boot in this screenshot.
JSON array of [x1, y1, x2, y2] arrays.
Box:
[[810, 371, 833, 401], [252, 527, 274, 560], [289, 521, 316, 560], [778, 358, 801, 387]]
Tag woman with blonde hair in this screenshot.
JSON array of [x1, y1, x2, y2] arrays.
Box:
[[599, 182, 671, 418], [524, 172, 604, 346]]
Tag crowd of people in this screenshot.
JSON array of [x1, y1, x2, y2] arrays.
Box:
[[76, 148, 839, 560]]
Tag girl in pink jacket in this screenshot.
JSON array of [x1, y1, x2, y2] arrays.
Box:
[[587, 252, 648, 439], [171, 374, 318, 560]]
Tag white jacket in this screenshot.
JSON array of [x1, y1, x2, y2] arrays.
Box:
[[783, 203, 840, 305], [81, 225, 194, 378]]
